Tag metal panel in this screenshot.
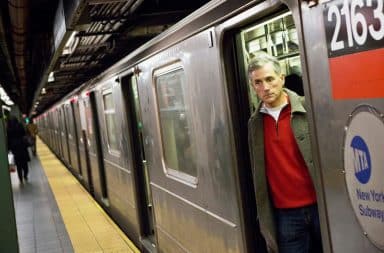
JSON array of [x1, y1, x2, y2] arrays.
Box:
[[65, 103, 80, 174], [58, 106, 70, 164], [50, 112, 57, 154], [72, 101, 83, 176], [63, 105, 72, 165], [53, 111, 61, 156], [76, 98, 93, 192], [137, 28, 245, 252], [82, 95, 105, 202], [94, 80, 141, 244], [298, 1, 383, 252]]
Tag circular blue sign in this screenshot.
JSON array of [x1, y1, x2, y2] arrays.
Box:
[[350, 135, 371, 184]]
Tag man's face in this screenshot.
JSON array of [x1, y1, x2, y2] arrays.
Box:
[[250, 62, 285, 108]]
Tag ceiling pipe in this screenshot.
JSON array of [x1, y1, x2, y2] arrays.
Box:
[[87, 0, 129, 5], [8, 0, 29, 111]]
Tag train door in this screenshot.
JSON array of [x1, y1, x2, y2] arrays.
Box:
[[64, 104, 75, 170], [51, 111, 58, 154], [57, 108, 63, 156], [66, 101, 81, 176], [54, 109, 60, 156], [77, 96, 94, 194], [94, 79, 142, 245], [219, 2, 326, 252], [59, 106, 70, 163], [83, 92, 108, 204], [46, 112, 52, 149], [136, 29, 248, 252], [54, 110, 61, 156], [62, 105, 72, 165], [72, 100, 84, 178], [121, 73, 156, 252]]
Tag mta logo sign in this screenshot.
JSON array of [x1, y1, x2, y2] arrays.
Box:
[[351, 136, 371, 184]]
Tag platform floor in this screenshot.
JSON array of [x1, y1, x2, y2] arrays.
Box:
[[11, 138, 140, 253]]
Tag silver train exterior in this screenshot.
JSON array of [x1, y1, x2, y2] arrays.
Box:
[[36, 0, 384, 252]]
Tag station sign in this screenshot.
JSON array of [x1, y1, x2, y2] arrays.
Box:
[[323, 0, 384, 99], [344, 105, 384, 249]]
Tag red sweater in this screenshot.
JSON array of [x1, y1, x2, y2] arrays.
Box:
[[263, 104, 316, 209]]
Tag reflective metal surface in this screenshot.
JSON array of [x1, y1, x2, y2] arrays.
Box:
[[137, 28, 245, 253], [299, 1, 383, 252], [94, 79, 141, 244]]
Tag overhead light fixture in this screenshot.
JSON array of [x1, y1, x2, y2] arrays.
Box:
[[62, 31, 78, 55], [0, 86, 14, 106], [48, 72, 55, 82], [41, 88, 46, 94]]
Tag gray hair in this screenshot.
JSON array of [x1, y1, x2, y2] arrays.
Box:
[[248, 51, 282, 79]]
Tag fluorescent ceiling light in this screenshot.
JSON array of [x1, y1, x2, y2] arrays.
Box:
[[0, 86, 14, 105], [48, 72, 55, 82]]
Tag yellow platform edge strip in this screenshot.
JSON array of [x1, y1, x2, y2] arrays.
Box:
[[37, 138, 141, 253]]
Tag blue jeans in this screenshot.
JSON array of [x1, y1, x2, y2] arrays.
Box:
[[275, 204, 323, 253]]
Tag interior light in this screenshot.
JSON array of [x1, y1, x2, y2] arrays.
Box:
[[48, 72, 55, 82]]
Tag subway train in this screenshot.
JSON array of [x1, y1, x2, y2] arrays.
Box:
[[35, 0, 384, 252]]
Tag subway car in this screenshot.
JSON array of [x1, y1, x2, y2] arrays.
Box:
[[36, 0, 384, 252]]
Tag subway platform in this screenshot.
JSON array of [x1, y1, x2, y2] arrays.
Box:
[[10, 138, 140, 253]]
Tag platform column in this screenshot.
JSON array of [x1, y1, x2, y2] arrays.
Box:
[[0, 106, 19, 252]]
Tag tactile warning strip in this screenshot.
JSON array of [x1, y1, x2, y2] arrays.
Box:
[[37, 138, 140, 253]]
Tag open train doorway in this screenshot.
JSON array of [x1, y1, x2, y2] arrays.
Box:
[[121, 73, 156, 252], [221, 6, 324, 252]]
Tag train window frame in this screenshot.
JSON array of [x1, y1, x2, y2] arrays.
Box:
[[153, 61, 198, 186], [101, 88, 121, 157]]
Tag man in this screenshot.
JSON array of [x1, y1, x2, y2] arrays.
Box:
[[7, 117, 30, 183], [247, 52, 322, 253]]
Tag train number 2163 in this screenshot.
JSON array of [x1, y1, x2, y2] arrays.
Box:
[[326, 0, 384, 52]]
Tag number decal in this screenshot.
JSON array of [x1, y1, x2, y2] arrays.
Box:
[[325, 0, 384, 53], [351, 0, 368, 45], [341, 0, 354, 46], [367, 0, 384, 40], [328, 5, 345, 51]]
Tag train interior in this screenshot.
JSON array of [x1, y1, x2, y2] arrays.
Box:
[[239, 11, 303, 111]]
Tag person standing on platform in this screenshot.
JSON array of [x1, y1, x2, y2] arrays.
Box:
[[247, 52, 322, 253], [7, 117, 30, 183], [26, 119, 38, 156]]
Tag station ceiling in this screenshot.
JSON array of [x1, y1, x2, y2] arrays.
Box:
[[0, 0, 210, 116]]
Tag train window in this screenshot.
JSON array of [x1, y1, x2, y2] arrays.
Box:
[[102, 90, 120, 155], [154, 63, 197, 184], [66, 105, 74, 139], [84, 99, 93, 136], [239, 12, 302, 111]]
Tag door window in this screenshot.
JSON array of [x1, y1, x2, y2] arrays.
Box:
[[154, 63, 197, 184], [102, 90, 120, 155]]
